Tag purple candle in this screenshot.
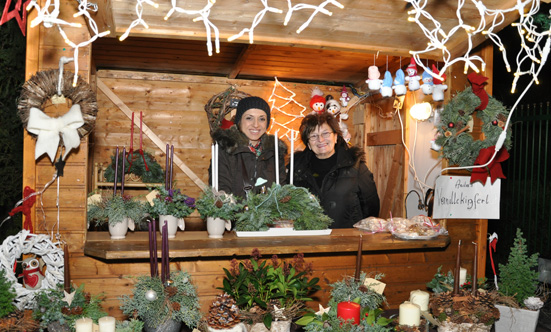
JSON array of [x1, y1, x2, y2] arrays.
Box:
[[152, 219, 158, 277], [148, 221, 154, 277], [121, 147, 126, 196], [165, 144, 169, 190], [169, 145, 174, 191], [113, 147, 119, 197], [161, 220, 168, 283], [454, 240, 462, 295], [472, 242, 478, 296]]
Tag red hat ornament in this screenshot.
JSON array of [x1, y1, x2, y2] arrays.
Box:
[[310, 87, 326, 114]]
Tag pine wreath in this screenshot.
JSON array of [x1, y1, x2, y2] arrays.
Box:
[[435, 86, 512, 167], [103, 150, 164, 184], [17, 69, 97, 140]]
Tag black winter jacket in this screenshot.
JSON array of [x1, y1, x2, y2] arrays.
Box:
[[211, 126, 287, 199], [292, 143, 380, 228]]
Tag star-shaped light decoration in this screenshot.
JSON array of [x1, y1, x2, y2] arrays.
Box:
[[315, 304, 330, 316], [63, 290, 76, 306], [0, 0, 32, 35]]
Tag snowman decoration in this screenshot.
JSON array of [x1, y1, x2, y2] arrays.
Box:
[[366, 65, 382, 91], [431, 64, 448, 102], [325, 95, 351, 143], [19, 256, 45, 290], [380, 70, 393, 97], [310, 87, 326, 114], [339, 85, 351, 107], [392, 69, 407, 96], [421, 71, 434, 95], [405, 58, 421, 91]]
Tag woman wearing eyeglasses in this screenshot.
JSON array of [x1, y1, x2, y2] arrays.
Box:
[[291, 113, 380, 228]]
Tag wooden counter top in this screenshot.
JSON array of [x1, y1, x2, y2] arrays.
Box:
[[84, 229, 450, 260]]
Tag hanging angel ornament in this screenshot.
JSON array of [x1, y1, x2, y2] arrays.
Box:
[[421, 71, 434, 95], [392, 69, 407, 96], [366, 65, 382, 91], [405, 58, 421, 91], [431, 65, 448, 102], [380, 70, 393, 97]]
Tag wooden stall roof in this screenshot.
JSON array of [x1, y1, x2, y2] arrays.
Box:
[[91, 0, 520, 85]]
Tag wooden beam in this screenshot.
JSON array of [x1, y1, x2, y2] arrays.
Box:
[[379, 145, 404, 218], [228, 44, 256, 79], [365, 130, 402, 146], [91, 0, 115, 36], [96, 78, 206, 189]]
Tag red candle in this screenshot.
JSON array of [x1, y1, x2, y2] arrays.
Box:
[[337, 301, 361, 325]]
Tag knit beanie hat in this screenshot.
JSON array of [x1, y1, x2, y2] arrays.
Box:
[[235, 96, 271, 128]]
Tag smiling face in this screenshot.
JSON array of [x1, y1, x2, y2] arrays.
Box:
[[238, 108, 268, 145], [307, 123, 337, 159]]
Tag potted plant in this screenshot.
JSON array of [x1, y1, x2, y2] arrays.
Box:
[[235, 184, 333, 231], [87, 193, 146, 239], [146, 186, 195, 238], [120, 271, 201, 332], [196, 187, 242, 238], [219, 249, 320, 331], [32, 283, 107, 331], [296, 272, 392, 332], [494, 228, 544, 332]]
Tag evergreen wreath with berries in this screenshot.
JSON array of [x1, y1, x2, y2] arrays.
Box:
[[435, 74, 512, 167]]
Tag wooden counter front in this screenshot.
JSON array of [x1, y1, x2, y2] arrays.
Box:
[[84, 229, 450, 260]]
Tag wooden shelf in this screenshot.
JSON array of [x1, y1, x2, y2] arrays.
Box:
[[84, 229, 450, 260]]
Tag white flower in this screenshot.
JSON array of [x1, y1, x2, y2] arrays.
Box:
[[524, 296, 544, 310]]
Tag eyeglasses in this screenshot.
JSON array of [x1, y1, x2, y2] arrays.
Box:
[[308, 131, 334, 141]]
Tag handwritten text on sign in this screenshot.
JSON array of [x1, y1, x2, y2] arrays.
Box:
[[433, 176, 500, 219]]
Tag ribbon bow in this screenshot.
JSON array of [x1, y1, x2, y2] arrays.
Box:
[[27, 104, 84, 162], [467, 72, 489, 111], [470, 145, 509, 184]]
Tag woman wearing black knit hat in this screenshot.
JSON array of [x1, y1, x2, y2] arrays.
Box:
[[210, 96, 287, 198]]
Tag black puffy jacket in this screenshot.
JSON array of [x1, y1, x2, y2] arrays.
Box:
[[292, 143, 380, 228], [211, 126, 287, 199]]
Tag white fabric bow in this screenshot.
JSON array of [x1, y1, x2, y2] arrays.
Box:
[[27, 105, 84, 162]]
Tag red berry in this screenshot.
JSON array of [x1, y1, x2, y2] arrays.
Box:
[[448, 122, 454, 128]]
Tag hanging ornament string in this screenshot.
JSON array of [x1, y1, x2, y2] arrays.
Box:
[[126, 111, 150, 172], [488, 232, 498, 290], [138, 112, 149, 171]]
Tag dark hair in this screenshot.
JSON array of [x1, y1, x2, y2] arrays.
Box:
[[299, 113, 345, 147]]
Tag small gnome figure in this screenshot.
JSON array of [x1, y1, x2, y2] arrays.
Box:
[[431, 65, 448, 102], [340, 85, 351, 107], [393, 69, 407, 96], [380, 70, 393, 97], [366, 65, 382, 91], [405, 58, 421, 91], [19, 256, 45, 290], [421, 71, 434, 95], [310, 87, 326, 114], [325, 95, 341, 116]]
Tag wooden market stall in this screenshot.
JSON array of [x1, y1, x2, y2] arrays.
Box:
[[20, 0, 513, 318]]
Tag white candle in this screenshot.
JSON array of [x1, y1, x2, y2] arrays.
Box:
[[290, 131, 295, 185], [211, 143, 215, 189], [275, 130, 279, 185], [399, 302, 420, 327], [409, 290, 430, 311], [75, 317, 93, 332], [215, 143, 219, 191], [98, 316, 115, 332], [459, 267, 467, 285]]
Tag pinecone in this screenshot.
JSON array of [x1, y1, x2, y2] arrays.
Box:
[[215, 200, 224, 208], [206, 293, 241, 329], [279, 196, 291, 203], [165, 286, 178, 298]]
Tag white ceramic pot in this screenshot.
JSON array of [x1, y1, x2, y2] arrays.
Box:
[[159, 215, 185, 239], [108, 217, 135, 239], [437, 321, 492, 332], [206, 217, 231, 238], [207, 322, 247, 332], [495, 304, 540, 332]]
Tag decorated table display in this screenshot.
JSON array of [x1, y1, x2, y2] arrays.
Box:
[[296, 272, 392, 332], [87, 193, 145, 239], [354, 215, 447, 240], [196, 187, 243, 238], [234, 184, 333, 236], [145, 185, 195, 238]]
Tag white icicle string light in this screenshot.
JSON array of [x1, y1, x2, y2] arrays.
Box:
[[119, 0, 159, 42], [163, 0, 220, 56], [284, 0, 344, 34], [26, 0, 110, 86], [406, 0, 551, 92], [228, 0, 283, 43]]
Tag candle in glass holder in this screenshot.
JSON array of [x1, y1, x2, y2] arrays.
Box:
[[75, 317, 93, 332], [98, 316, 116, 332], [399, 302, 420, 326], [337, 301, 360, 325], [409, 290, 429, 311]]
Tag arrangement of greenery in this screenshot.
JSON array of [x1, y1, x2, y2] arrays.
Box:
[[497, 228, 543, 309], [296, 273, 392, 332], [87, 194, 146, 227], [235, 183, 333, 231], [120, 271, 201, 330], [104, 150, 165, 184], [115, 318, 144, 332], [429, 289, 500, 326], [0, 269, 16, 318], [219, 249, 320, 329], [146, 186, 195, 219], [426, 265, 486, 294], [196, 187, 242, 221], [32, 284, 107, 331]]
